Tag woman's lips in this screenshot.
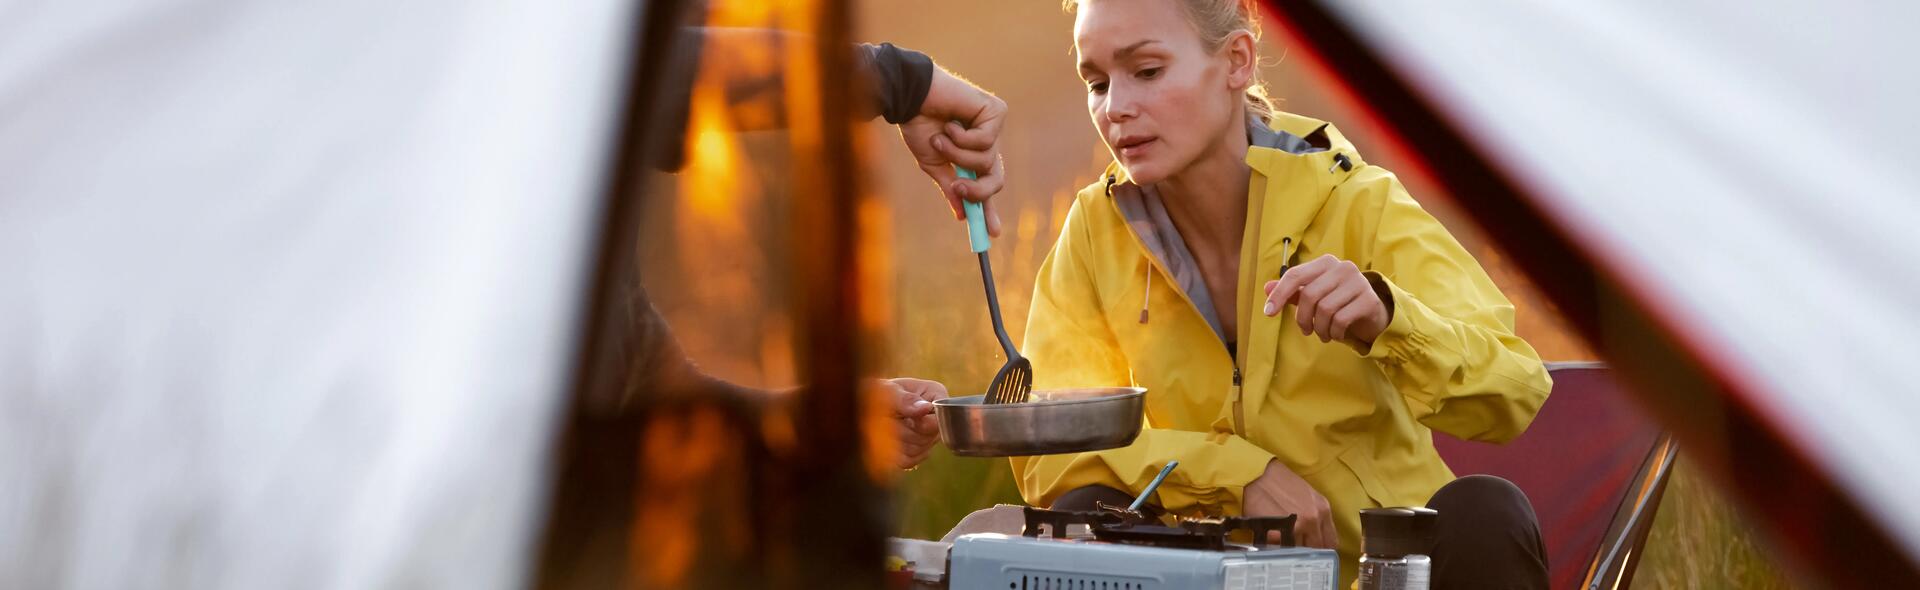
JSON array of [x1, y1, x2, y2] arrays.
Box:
[[1117, 137, 1157, 160]]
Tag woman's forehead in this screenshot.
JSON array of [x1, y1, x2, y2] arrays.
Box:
[[1074, 0, 1197, 60]]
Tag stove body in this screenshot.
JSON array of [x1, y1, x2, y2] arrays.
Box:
[[949, 533, 1336, 590], [943, 507, 1338, 590]]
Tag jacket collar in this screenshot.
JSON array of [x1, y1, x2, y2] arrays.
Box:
[[1244, 112, 1356, 257]]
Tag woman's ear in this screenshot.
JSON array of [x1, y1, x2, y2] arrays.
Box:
[[1223, 30, 1257, 91]]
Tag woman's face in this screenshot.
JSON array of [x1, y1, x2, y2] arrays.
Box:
[[1075, 0, 1243, 185]]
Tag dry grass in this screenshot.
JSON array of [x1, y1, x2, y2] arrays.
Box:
[[1633, 461, 1800, 588]]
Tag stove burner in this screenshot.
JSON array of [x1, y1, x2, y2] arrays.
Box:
[[1019, 506, 1299, 550]]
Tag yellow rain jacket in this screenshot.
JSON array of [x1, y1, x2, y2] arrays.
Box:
[[1015, 111, 1552, 579]]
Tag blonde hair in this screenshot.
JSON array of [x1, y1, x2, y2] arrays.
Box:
[[1065, 0, 1276, 120]]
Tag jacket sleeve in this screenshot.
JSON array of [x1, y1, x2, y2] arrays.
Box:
[[1345, 167, 1553, 443], [1012, 199, 1274, 513]]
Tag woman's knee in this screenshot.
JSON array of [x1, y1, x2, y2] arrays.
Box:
[[1427, 475, 1549, 588], [1429, 474, 1539, 528], [1432, 475, 1526, 508]]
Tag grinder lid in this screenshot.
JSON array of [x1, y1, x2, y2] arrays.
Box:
[[1359, 507, 1439, 557]]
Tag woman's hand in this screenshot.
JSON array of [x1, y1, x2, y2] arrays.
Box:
[[1243, 460, 1338, 549], [1263, 254, 1392, 346], [884, 377, 949, 469], [898, 67, 1007, 236]]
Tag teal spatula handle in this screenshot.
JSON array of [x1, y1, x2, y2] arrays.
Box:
[[956, 167, 990, 253]]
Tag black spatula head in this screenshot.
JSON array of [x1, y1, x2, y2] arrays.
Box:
[[985, 355, 1032, 405]]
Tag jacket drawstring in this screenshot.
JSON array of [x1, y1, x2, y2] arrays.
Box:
[[1279, 237, 1294, 277], [1111, 173, 1152, 325], [1140, 263, 1151, 324]]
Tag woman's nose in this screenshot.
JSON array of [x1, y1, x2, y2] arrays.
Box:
[[1104, 87, 1137, 122]]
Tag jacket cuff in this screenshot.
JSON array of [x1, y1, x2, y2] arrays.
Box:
[[1360, 271, 1419, 360], [1152, 433, 1274, 515], [1358, 272, 1465, 411], [1358, 272, 1409, 360]]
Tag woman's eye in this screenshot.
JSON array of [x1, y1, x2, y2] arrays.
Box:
[[1088, 81, 1109, 94], [1137, 67, 1162, 80]]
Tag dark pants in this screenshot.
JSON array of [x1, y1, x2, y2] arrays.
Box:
[[1052, 474, 1549, 590]]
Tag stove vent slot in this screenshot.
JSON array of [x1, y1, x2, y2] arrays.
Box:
[[1011, 572, 1155, 590]]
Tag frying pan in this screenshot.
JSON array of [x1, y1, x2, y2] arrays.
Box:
[[933, 387, 1146, 457]]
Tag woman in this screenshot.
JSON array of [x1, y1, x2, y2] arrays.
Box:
[[1015, 0, 1554, 586]]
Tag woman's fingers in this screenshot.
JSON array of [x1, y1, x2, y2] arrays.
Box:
[[1331, 299, 1371, 344], [1293, 270, 1345, 336], [1313, 282, 1367, 343], [1295, 511, 1328, 549], [1285, 498, 1338, 549], [1294, 260, 1361, 337], [1266, 255, 1335, 315], [1318, 502, 1339, 549], [1288, 517, 1311, 547], [1262, 273, 1300, 316], [933, 133, 997, 174], [1269, 255, 1378, 345]]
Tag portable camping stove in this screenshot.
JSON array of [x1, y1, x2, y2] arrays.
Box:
[[945, 506, 1338, 590]]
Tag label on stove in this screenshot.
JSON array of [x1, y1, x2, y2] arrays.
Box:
[[1223, 558, 1335, 590]]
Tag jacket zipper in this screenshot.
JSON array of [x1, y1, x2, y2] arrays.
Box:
[[1230, 366, 1245, 434], [1128, 247, 1251, 436], [1109, 176, 1250, 435]]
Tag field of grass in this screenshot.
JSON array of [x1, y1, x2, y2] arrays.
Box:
[[1635, 461, 1798, 588]]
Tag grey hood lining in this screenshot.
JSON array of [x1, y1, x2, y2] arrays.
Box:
[[1111, 116, 1328, 345], [1116, 183, 1226, 341]]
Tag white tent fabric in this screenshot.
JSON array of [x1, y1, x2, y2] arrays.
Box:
[[1321, 1, 1920, 560], [0, 1, 633, 588]]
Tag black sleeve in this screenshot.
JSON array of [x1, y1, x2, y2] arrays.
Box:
[[854, 42, 935, 124], [648, 27, 705, 171], [652, 36, 934, 170]]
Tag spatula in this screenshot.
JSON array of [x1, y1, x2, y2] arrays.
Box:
[[957, 167, 1032, 405]]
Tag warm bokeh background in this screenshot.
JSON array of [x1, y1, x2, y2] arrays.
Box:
[[639, 0, 1795, 586]]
